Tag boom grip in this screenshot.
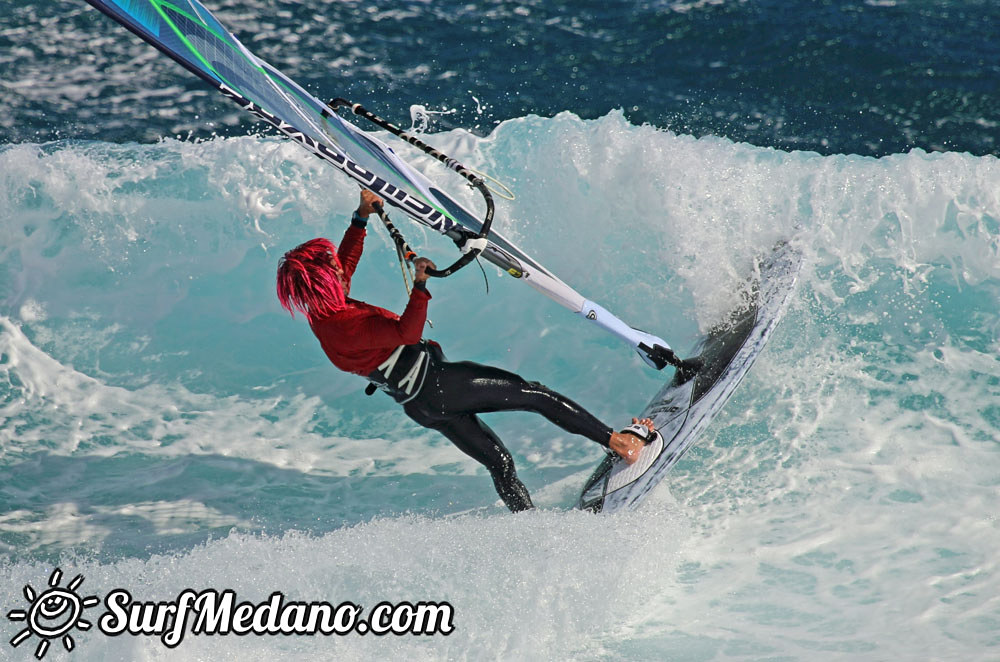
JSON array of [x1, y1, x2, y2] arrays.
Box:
[[424, 251, 479, 278], [325, 98, 494, 278], [425, 178, 493, 278], [371, 202, 416, 261]]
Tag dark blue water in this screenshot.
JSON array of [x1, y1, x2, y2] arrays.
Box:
[[3, 0, 998, 155]]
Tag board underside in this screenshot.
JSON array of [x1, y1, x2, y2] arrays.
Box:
[[578, 242, 802, 513]]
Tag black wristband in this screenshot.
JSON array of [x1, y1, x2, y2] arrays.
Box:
[[413, 281, 428, 292], [351, 211, 369, 228]]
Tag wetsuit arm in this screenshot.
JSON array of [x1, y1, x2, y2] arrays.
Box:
[[352, 286, 431, 350], [337, 213, 368, 279]]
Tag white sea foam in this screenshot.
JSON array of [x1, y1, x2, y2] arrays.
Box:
[[1, 507, 686, 661]]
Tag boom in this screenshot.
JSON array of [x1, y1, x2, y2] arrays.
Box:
[[83, 0, 681, 369]]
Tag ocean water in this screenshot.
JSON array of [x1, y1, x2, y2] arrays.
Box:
[[1, 1, 999, 661]]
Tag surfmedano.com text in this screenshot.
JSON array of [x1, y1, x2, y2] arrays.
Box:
[[99, 589, 455, 647]]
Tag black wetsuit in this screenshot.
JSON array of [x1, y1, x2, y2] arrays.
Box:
[[371, 342, 613, 512]]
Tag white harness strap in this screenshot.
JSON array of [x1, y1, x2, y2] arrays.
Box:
[[369, 343, 432, 404], [375, 345, 406, 380], [397, 351, 427, 397]]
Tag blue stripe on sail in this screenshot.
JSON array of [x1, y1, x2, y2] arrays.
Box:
[[88, 0, 475, 233], [106, 0, 161, 35]]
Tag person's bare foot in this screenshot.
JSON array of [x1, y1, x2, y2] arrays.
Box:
[[608, 417, 656, 465]]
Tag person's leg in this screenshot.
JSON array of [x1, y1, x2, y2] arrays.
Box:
[[398, 353, 649, 510], [424, 360, 615, 447], [405, 405, 533, 512]]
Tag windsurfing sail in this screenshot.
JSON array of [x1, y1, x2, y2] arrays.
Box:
[[84, 0, 678, 369]]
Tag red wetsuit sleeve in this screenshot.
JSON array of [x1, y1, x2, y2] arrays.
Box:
[[346, 286, 432, 351], [337, 223, 366, 279]]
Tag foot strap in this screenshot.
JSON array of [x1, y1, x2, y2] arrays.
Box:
[[619, 422, 655, 445]]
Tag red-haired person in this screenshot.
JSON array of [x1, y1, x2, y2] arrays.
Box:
[[277, 189, 655, 512]]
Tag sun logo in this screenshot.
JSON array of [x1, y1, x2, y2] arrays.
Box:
[[7, 568, 100, 659]]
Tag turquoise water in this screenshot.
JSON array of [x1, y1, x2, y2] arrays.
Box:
[[3, 114, 999, 659], [3, 0, 1000, 659]]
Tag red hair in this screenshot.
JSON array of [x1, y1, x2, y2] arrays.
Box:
[[276, 238, 346, 323]]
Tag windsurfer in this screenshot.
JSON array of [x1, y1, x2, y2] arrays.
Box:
[[276, 189, 656, 512]]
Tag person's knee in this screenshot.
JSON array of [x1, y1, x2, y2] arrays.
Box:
[[488, 444, 517, 478]]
